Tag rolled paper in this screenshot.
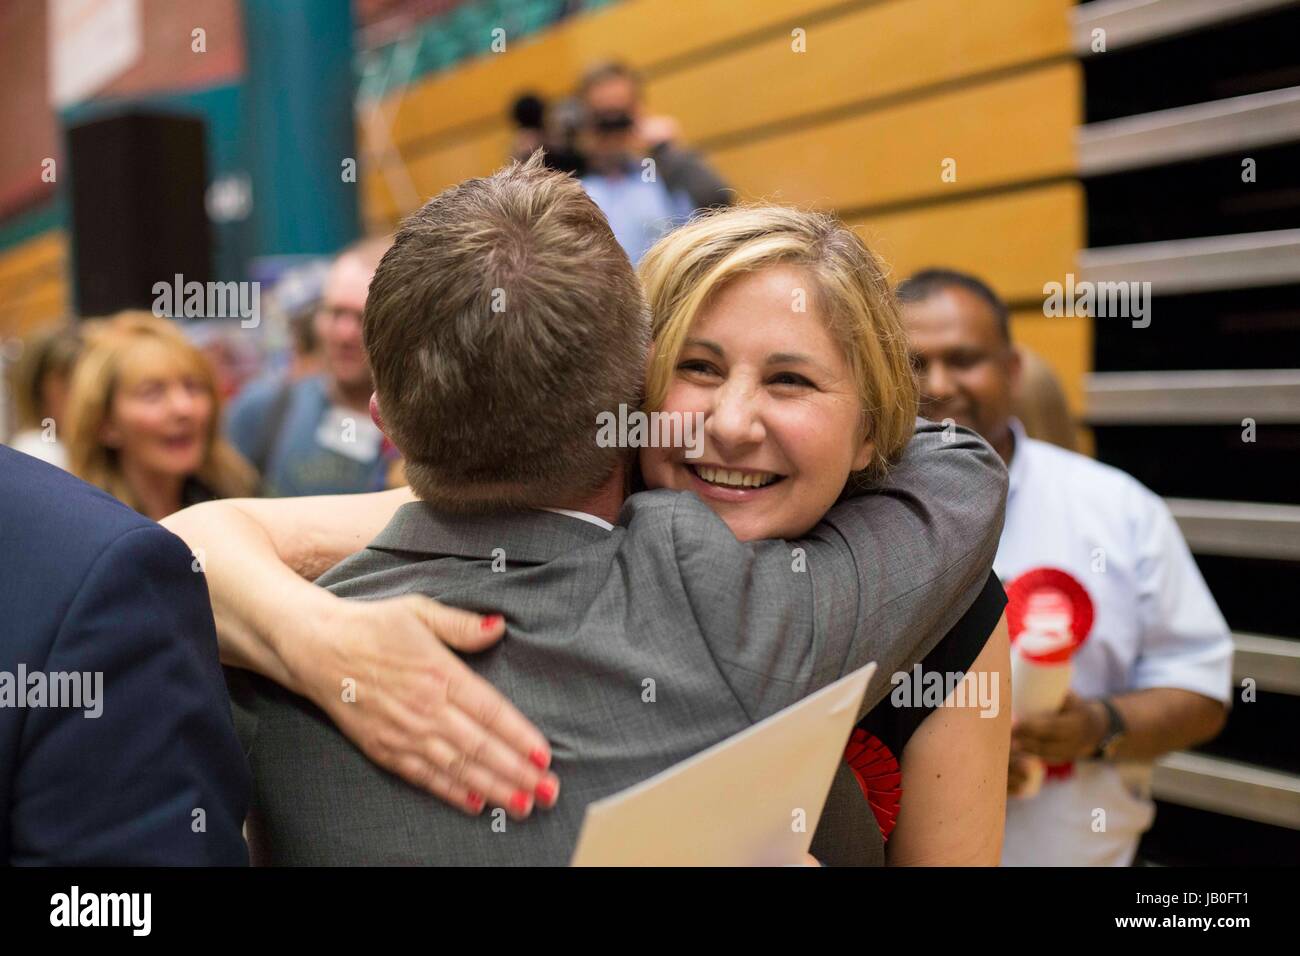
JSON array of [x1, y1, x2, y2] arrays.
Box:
[[1004, 568, 1097, 798], [1011, 640, 1074, 719], [1009, 647, 1072, 799]]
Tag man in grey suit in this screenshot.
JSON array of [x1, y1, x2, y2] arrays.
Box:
[[231, 156, 1007, 866]]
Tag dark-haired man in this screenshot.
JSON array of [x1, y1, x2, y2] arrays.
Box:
[[898, 268, 1232, 866]]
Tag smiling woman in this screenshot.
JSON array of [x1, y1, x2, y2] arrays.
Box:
[[64, 311, 256, 520], [634, 205, 1009, 862], [638, 205, 918, 542]]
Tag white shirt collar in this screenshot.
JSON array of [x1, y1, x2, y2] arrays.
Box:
[[540, 507, 615, 532]]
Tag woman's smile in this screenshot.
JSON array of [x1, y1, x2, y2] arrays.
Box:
[[682, 461, 788, 501]]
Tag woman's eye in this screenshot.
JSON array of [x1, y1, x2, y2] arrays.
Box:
[[770, 372, 814, 388], [678, 360, 719, 376]]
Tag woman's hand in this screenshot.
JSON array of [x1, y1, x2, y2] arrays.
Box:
[[162, 492, 558, 817], [290, 593, 559, 819]]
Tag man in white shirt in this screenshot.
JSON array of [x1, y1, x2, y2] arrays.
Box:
[[898, 268, 1232, 866]]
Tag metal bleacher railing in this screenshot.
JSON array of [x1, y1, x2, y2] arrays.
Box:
[[1074, 0, 1300, 859], [357, 0, 621, 101]]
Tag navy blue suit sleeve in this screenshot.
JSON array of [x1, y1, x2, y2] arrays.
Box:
[[10, 524, 250, 865]]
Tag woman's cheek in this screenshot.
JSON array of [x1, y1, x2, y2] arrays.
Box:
[[115, 403, 149, 444], [638, 446, 674, 490], [195, 395, 214, 424], [637, 447, 658, 486]]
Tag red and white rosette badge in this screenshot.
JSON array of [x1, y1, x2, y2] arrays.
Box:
[[1006, 568, 1094, 799]]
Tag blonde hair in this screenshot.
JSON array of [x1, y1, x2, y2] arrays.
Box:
[[638, 205, 917, 478], [65, 311, 256, 510], [9, 324, 82, 431]]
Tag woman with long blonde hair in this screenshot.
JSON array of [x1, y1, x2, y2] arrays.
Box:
[[65, 311, 255, 520]]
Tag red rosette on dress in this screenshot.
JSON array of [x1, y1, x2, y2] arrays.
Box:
[[844, 729, 902, 841]]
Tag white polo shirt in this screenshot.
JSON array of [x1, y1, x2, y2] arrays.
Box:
[[995, 419, 1233, 867]]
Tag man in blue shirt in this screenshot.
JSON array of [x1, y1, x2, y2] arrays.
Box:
[[228, 239, 392, 496], [577, 61, 732, 264]]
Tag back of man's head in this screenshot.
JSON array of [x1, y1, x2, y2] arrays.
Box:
[[364, 152, 650, 512]]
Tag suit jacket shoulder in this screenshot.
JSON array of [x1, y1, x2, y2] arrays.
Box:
[[0, 446, 250, 864]]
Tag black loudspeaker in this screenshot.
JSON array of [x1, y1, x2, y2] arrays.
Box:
[[67, 111, 212, 317]]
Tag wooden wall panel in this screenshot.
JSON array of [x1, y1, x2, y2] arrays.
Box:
[[0, 231, 70, 338], [856, 182, 1083, 304], [381, 0, 851, 150], [647, 0, 1072, 145], [706, 61, 1079, 211]]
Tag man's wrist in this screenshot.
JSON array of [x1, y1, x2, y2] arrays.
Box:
[[1084, 699, 1109, 753], [1089, 696, 1128, 759]]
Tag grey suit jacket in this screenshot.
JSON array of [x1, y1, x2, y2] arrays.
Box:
[[231, 419, 1007, 866]]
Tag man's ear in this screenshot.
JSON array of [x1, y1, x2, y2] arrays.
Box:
[[369, 392, 387, 437]]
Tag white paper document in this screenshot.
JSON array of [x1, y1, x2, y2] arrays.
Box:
[[570, 662, 877, 866]]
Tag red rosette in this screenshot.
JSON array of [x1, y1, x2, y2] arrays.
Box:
[[1005, 567, 1095, 664], [844, 729, 902, 841]]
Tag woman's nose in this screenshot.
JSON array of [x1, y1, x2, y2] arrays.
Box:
[[706, 380, 764, 452], [168, 385, 198, 417]]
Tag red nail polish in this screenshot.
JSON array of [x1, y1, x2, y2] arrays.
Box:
[[509, 790, 531, 814], [481, 614, 502, 631], [467, 791, 484, 811], [529, 747, 550, 769], [535, 779, 557, 805]]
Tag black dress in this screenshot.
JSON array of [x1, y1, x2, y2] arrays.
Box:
[[847, 571, 1008, 840]]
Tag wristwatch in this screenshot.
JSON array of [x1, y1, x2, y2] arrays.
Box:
[[1092, 697, 1127, 760]]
